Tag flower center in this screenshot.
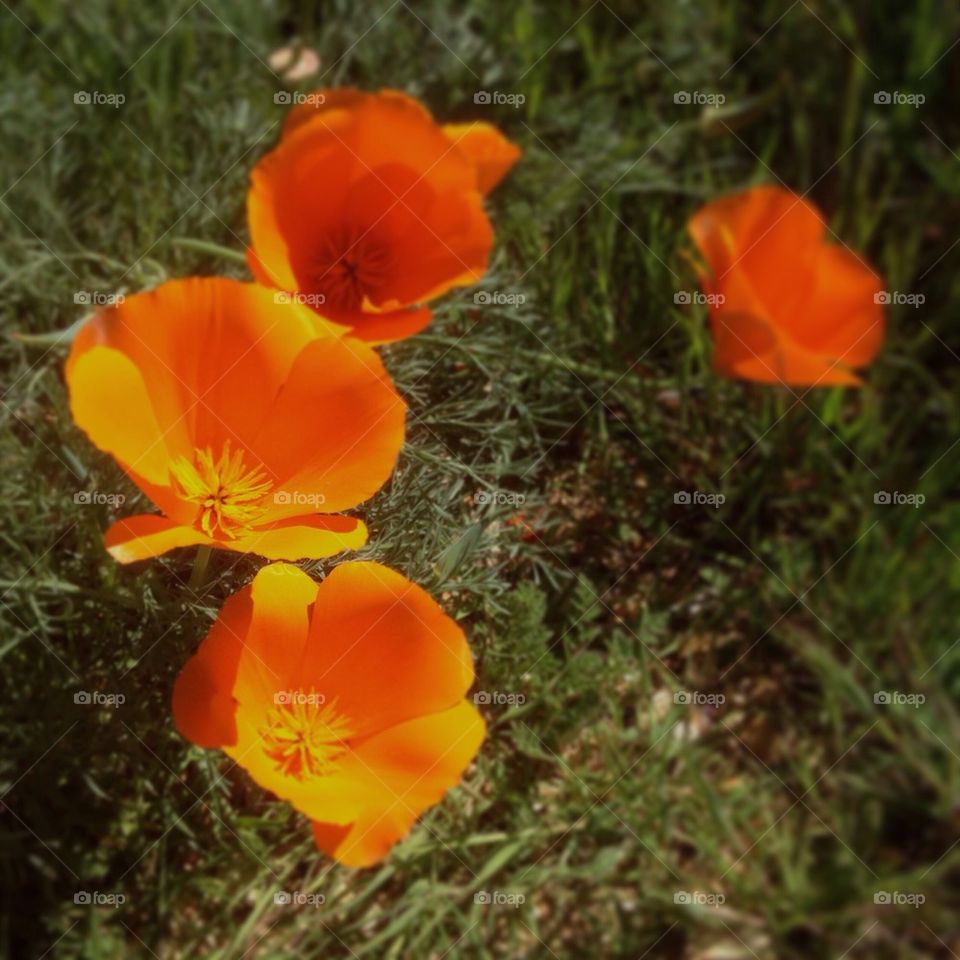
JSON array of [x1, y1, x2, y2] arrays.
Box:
[[302, 227, 394, 313], [169, 442, 272, 539], [260, 694, 353, 781]]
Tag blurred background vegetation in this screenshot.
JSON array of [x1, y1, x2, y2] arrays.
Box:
[[1, 0, 959, 956]]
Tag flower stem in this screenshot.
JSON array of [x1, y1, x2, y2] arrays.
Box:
[[172, 237, 247, 265], [188, 545, 212, 591], [11, 315, 88, 347]]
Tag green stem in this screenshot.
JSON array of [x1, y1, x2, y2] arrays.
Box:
[[526, 351, 631, 383], [188, 545, 212, 591], [172, 237, 247, 265], [11, 315, 88, 347]]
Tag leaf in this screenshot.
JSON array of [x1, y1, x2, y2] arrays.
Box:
[[436, 523, 485, 581]]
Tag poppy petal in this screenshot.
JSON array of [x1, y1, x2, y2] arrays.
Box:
[[236, 563, 319, 701], [68, 347, 172, 487], [103, 514, 210, 563], [226, 515, 369, 561], [342, 306, 433, 345], [710, 310, 863, 386], [67, 278, 321, 480], [689, 185, 824, 283], [786, 244, 885, 367], [172, 589, 254, 747], [301, 562, 475, 739], [173, 564, 318, 747], [281, 88, 372, 138], [252, 337, 406, 513], [442, 121, 521, 194], [310, 701, 486, 867]]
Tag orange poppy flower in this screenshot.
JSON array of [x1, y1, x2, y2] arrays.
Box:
[[66, 277, 406, 563], [173, 561, 485, 867], [688, 185, 885, 385], [247, 88, 520, 344]]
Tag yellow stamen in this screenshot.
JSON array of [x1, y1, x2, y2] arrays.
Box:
[[260, 693, 353, 781], [169, 441, 272, 539]]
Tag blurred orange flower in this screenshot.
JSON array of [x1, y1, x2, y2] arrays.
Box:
[[247, 88, 520, 343], [173, 562, 484, 867], [66, 277, 405, 563], [688, 185, 885, 386]]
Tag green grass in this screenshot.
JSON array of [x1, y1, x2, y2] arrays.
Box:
[[2, 0, 960, 957]]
